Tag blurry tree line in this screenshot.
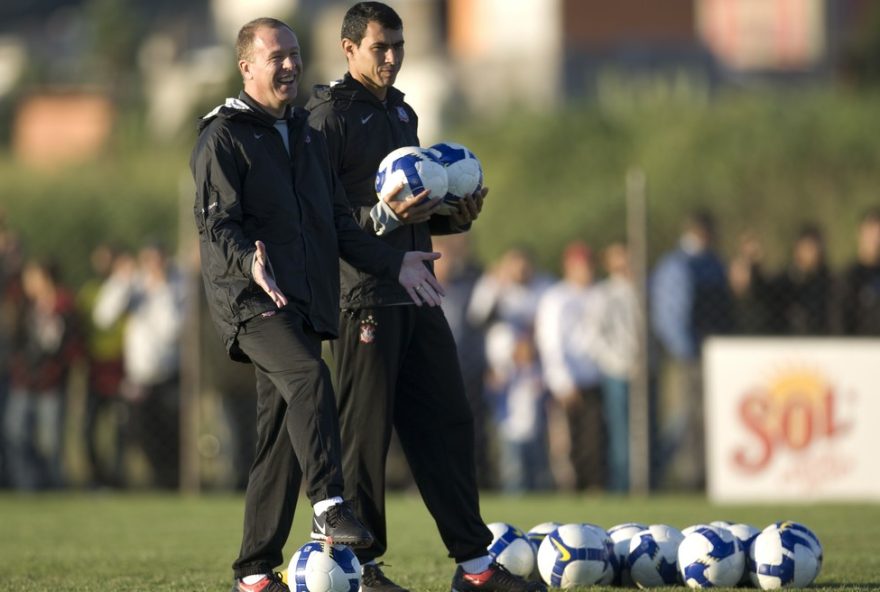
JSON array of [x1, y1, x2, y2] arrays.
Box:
[[1, 89, 880, 288]]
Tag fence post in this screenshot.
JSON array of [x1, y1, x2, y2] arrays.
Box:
[[626, 167, 650, 494], [179, 172, 201, 494]]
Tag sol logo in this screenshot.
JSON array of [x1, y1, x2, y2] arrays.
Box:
[[733, 367, 852, 473]]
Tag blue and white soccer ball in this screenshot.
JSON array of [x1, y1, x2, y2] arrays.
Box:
[[628, 524, 684, 588], [427, 141, 483, 214], [527, 522, 562, 553], [607, 522, 648, 586], [375, 146, 448, 205], [724, 523, 760, 585], [537, 523, 613, 588], [749, 522, 823, 589], [486, 522, 536, 578], [288, 542, 361, 592], [677, 525, 745, 588]]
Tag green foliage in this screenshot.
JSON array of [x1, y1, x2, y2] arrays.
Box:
[[453, 89, 880, 274], [2, 89, 880, 287], [0, 492, 876, 591], [0, 147, 186, 286]]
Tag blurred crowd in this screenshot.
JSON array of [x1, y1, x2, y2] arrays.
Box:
[[1, 206, 879, 493]]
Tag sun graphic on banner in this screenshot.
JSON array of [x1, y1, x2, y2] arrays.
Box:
[[765, 366, 828, 405]]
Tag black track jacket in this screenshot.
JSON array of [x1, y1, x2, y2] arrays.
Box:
[[306, 74, 467, 310], [191, 92, 404, 361]]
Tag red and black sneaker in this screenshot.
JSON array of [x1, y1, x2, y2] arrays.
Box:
[[231, 572, 289, 592], [450, 563, 546, 592]]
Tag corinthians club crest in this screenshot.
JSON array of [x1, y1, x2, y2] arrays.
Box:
[[359, 314, 378, 344], [396, 106, 409, 123]]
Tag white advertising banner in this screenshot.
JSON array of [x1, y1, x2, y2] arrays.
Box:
[[704, 338, 880, 502]]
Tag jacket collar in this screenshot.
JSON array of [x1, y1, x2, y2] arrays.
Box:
[[330, 72, 406, 107]]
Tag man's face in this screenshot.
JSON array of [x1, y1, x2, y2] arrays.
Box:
[[344, 20, 404, 99], [240, 25, 302, 117]]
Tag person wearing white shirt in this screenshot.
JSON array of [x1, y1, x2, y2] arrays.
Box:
[[534, 241, 605, 491]]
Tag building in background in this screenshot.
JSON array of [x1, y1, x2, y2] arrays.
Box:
[[0, 0, 877, 156]]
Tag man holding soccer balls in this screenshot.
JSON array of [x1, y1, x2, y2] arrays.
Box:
[[306, 3, 541, 592]]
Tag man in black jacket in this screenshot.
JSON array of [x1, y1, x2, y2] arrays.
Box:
[[191, 17, 443, 592], [307, 4, 543, 592]]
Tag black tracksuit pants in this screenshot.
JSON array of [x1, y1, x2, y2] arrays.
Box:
[[330, 304, 492, 563], [232, 310, 345, 578]]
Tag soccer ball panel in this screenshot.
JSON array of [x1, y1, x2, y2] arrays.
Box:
[[428, 141, 483, 215], [750, 524, 822, 590], [536, 523, 612, 588], [375, 146, 448, 205], [627, 524, 684, 588], [289, 542, 361, 592], [486, 522, 536, 578], [677, 525, 745, 588], [608, 522, 648, 586]]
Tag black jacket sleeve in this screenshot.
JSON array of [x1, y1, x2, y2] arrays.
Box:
[[192, 123, 256, 280]]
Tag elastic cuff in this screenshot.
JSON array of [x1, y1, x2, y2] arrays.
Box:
[[234, 563, 273, 580]]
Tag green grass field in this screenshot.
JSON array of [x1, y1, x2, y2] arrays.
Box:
[[0, 492, 877, 591]]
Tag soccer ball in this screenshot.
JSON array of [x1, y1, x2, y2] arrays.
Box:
[[681, 524, 713, 538], [375, 146, 448, 205], [607, 522, 648, 586], [536, 523, 612, 588], [724, 523, 760, 585], [427, 141, 483, 214], [288, 542, 361, 592], [749, 522, 822, 589], [486, 522, 536, 578], [527, 522, 562, 553], [628, 524, 684, 588], [677, 525, 745, 588]]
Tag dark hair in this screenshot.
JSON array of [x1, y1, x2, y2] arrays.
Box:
[[236, 17, 293, 62], [685, 208, 716, 238], [341, 2, 402, 45], [796, 223, 824, 244], [860, 206, 880, 225]]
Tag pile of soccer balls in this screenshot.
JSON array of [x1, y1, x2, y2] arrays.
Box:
[[487, 519, 823, 590], [374, 141, 483, 215]]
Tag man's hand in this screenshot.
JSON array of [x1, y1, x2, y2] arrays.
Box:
[[383, 182, 442, 225], [399, 251, 445, 306], [252, 240, 288, 308], [448, 186, 488, 227]]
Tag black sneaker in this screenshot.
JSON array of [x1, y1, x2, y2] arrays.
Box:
[[450, 562, 546, 592], [360, 563, 410, 592], [231, 572, 289, 592], [311, 501, 374, 548]]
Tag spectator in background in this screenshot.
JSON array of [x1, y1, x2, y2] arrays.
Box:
[[727, 231, 774, 334], [835, 208, 880, 335], [650, 209, 732, 490], [77, 243, 127, 489], [484, 323, 551, 493], [93, 242, 185, 489], [5, 259, 81, 490], [0, 217, 24, 488], [772, 224, 832, 335], [433, 234, 493, 489], [468, 245, 555, 482], [535, 241, 605, 491], [582, 240, 640, 493]]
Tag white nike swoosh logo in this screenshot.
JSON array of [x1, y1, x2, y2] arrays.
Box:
[[361, 114, 374, 124], [314, 518, 326, 535], [254, 132, 264, 139]]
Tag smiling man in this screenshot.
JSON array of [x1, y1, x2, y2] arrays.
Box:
[[306, 4, 542, 592], [191, 17, 445, 592]]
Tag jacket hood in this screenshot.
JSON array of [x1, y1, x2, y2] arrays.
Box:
[[197, 92, 307, 133], [307, 73, 406, 112]]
